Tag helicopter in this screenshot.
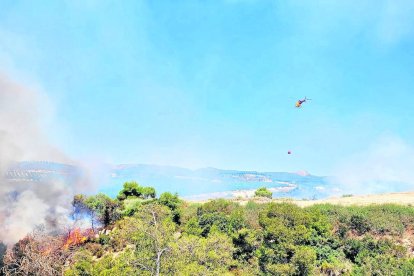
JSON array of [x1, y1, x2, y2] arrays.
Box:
[[295, 97, 311, 108]]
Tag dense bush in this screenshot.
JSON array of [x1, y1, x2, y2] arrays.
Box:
[[65, 189, 414, 275], [309, 204, 414, 236], [7, 182, 414, 276]]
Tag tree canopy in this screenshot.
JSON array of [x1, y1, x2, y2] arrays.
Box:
[[255, 187, 272, 199], [4, 183, 414, 276]]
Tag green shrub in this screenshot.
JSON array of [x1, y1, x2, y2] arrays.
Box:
[[350, 214, 371, 234], [159, 192, 182, 224], [291, 246, 317, 276], [98, 234, 110, 245], [196, 199, 246, 236], [183, 217, 203, 236], [255, 187, 272, 199]]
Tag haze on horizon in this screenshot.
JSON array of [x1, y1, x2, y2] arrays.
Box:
[[1, 0, 414, 187]]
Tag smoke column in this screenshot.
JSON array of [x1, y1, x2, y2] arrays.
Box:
[[0, 74, 89, 245]]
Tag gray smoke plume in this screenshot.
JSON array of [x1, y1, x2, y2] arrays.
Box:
[[331, 135, 414, 195], [0, 74, 90, 245]]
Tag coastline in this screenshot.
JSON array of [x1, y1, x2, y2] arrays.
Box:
[[183, 185, 297, 201]]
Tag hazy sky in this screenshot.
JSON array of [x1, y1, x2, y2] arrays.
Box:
[[1, 0, 414, 175]]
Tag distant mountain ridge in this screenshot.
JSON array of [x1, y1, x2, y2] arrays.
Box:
[[107, 164, 333, 199], [111, 163, 321, 181], [5, 161, 82, 183]]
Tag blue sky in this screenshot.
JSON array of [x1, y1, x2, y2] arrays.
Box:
[[1, 0, 414, 175]]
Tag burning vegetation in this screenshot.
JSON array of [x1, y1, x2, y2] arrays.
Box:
[[2, 228, 72, 276], [63, 228, 93, 250], [1, 227, 96, 275]]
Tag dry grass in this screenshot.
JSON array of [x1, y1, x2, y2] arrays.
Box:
[[189, 191, 414, 207], [293, 191, 414, 207]]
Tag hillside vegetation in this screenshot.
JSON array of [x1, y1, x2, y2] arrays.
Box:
[[2, 183, 414, 275]]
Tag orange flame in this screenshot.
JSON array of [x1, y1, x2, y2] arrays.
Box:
[[63, 228, 88, 249]]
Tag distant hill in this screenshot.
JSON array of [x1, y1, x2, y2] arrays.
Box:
[[5, 161, 83, 184]]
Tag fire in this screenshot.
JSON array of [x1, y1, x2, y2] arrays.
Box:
[[63, 228, 88, 249]]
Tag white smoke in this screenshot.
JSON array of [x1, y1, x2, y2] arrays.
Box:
[[0, 74, 90, 245], [332, 135, 414, 195], [1, 191, 49, 242]]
